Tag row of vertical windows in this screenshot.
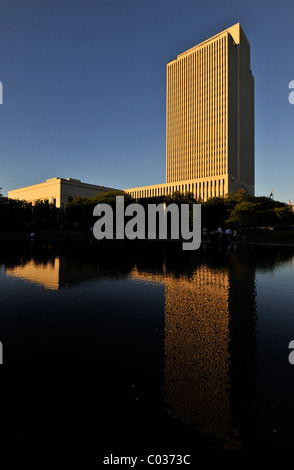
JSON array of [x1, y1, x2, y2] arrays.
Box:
[[166, 34, 228, 183], [128, 179, 226, 201]]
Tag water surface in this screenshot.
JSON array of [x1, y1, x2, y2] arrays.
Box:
[[0, 239, 294, 452]]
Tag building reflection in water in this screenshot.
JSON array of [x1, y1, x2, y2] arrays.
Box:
[[4, 242, 122, 289], [4, 240, 294, 448], [131, 265, 236, 445], [165, 267, 231, 437], [3, 242, 253, 447], [6, 257, 60, 290]]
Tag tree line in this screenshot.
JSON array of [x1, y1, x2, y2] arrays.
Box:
[[0, 191, 293, 233]]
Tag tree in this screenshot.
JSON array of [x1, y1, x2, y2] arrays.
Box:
[[225, 201, 261, 227], [273, 206, 294, 226]]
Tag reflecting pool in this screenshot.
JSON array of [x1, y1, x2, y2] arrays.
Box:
[[0, 239, 294, 452]]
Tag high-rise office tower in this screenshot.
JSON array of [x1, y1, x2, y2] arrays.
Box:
[[8, 23, 254, 205], [166, 22, 254, 199], [124, 22, 254, 201]]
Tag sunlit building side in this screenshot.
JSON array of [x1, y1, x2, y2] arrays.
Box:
[[125, 22, 254, 201]]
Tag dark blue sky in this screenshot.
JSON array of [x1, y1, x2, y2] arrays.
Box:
[[1, 0, 294, 203]]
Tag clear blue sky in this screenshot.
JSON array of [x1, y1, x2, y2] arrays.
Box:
[[0, 0, 294, 203]]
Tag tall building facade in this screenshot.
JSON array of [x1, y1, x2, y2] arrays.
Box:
[[125, 23, 254, 201]]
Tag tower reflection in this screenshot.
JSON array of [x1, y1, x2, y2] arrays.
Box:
[[4, 240, 293, 449], [131, 264, 236, 445]]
